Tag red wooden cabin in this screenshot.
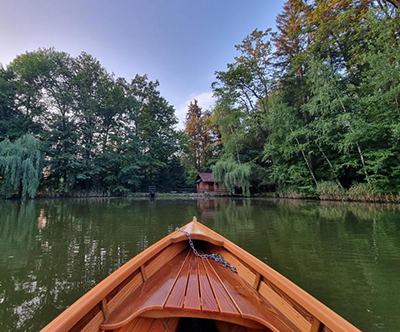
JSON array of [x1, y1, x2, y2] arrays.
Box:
[[196, 173, 224, 193]]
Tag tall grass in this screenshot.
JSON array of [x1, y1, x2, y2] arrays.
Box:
[[279, 182, 400, 203]]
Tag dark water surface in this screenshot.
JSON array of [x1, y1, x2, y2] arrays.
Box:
[[0, 198, 399, 332]]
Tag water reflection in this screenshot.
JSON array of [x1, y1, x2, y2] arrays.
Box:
[[0, 198, 399, 332]]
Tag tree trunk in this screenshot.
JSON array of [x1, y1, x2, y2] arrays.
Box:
[[291, 128, 318, 186], [339, 99, 371, 185], [317, 143, 344, 188]]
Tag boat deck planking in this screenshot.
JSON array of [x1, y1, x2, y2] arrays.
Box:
[[101, 247, 307, 332], [41, 218, 363, 332]]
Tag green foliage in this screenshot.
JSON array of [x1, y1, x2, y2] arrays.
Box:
[[212, 159, 251, 196], [209, 30, 274, 193], [209, 2, 400, 200], [183, 100, 218, 172], [2, 3, 400, 200], [132, 74, 180, 188], [0, 134, 44, 198], [263, 93, 316, 188], [184, 167, 198, 188], [0, 49, 185, 197], [0, 66, 24, 141]]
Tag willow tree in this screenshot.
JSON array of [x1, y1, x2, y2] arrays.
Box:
[[0, 134, 43, 198], [212, 158, 251, 196]]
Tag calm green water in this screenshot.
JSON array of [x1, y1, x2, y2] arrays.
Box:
[[0, 198, 399, 332]]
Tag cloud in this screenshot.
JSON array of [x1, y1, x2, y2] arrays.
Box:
[[175, 91, 215, 129]]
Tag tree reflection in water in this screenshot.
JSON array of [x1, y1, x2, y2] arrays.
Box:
[[0, 198, 399, 332]]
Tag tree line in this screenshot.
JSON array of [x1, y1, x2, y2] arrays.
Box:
[[0, 49, 185, 197], [207, 0, 400, 200], [1, 0, 400, 200]]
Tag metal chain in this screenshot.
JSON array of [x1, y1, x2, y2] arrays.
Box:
[[175, 227, 237, 273]]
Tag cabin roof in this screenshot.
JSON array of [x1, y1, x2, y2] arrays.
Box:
[[196, 172, 214, 183]]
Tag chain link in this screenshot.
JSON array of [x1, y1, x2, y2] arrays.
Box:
[[175, 227, 237, 273]]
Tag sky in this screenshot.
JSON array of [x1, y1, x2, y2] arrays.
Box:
[[0, 0, 285, 128]]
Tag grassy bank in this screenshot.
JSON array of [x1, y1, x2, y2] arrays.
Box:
[[278, 182, 400, 203], [30, 190, 227, 200]]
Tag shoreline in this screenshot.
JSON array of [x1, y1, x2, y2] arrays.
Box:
[[2, 191, 400, 204]]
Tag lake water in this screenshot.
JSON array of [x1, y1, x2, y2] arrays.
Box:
[[0, 198, 399, 332]]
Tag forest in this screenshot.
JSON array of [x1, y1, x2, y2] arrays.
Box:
[[1, 0, 400, 200]]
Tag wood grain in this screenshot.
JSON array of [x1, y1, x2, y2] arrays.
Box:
[[101, 250, 188, 330], [41, 228, 183, 332], [191, 221, 363, 332], [149, 319, 166, 332], [160, 318, 171, 332], [198, 256, 219, 313], [108, 273, 143, 312], [258, 281, 310, 332], [253, 272, 261, 290], [322, 325, 334, 332], [101, 298, 109, 319], [114, 318, 139, 332], [203, 243, 257, 286], [41, 219, 363, 332], [310, 317, 322, 332], [69, 303, 101, 332], [145, 242, 187, 279], [207, 258, 302, 332], [262, 278, 314, 324], [171, 219, 224, 246], [183, 255, 201, 311], [201, 257, 239, 316], [114, 318, 140, 332], [141, 309, 265, 329], [80, 312, 104, 332], [164, 252, 192, 309], [166, 318, 179, 332], [131, 317, 154, 332]]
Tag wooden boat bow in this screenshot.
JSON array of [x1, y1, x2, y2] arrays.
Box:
[[170, 216, 224, 247], [41, 217, 363, 332]]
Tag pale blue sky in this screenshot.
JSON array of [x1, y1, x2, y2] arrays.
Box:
[[0, 0, 285, 128]]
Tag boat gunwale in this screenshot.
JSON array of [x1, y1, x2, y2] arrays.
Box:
[[201, 223, 362, 332], [40, 227, 186, 332]]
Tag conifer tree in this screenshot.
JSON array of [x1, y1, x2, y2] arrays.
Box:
[[185, 100, 209, 171]]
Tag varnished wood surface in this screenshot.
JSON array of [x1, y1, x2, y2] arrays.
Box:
[[114, 317, 171, 332], [202, 254, 239, 316], [141, 310, 265, 330], [41, 231, 184, 332], [101, 247, 311, 332], [42, 217, 363, 332], [206, 258, 300, 332], [102, 250, 189, 329], [183, 255, 201, 311], [186, 221, 363, 332], [198, 258, 219, 313], [164, 252, 191, 310], [170, 218, 224, 246], [258, 281, 310, 332], [215, 321, 273, 332]]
